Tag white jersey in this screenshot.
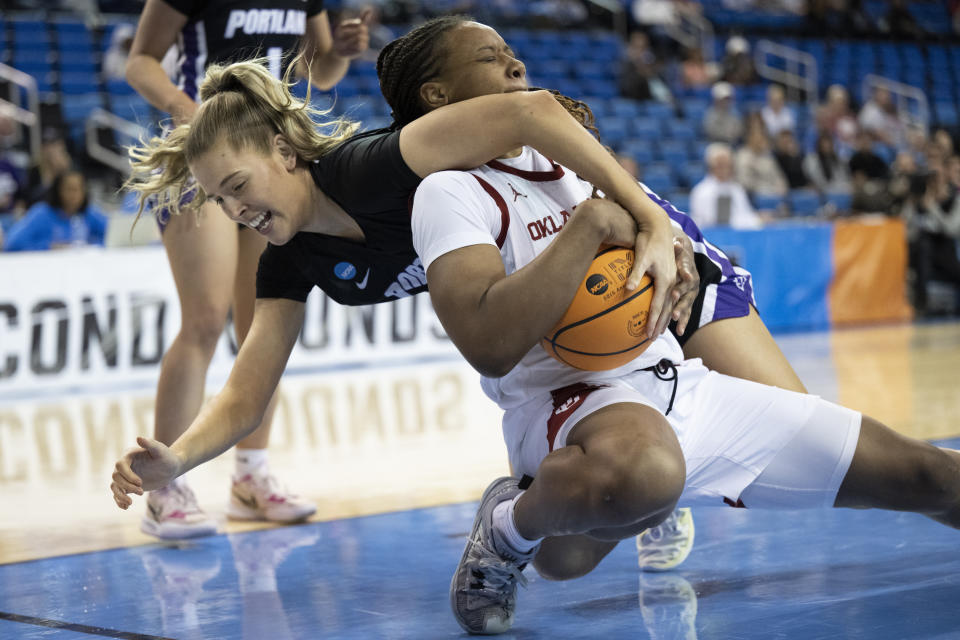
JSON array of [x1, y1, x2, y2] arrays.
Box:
[[412, 147, 684, 410]]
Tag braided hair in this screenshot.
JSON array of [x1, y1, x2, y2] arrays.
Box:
[[377, 15, 470, 129]]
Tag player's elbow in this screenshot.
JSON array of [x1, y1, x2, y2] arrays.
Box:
[[511, 90, 563, 129], [463, 343, 522, 379]]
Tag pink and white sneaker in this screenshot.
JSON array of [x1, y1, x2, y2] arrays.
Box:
[[141, 478, 218, 540], [227, 470, 316, 523]]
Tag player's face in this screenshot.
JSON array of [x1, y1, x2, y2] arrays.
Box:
[[434, 22, 527, 103], [190, 138, 305, 245]]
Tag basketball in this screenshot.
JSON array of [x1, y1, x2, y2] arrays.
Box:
[[541, 247, 654, 371]]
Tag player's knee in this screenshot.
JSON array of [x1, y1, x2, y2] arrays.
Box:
[[533, 544, 604, 582], [179, 306, 229, 349], [592, 445, 685, 525]]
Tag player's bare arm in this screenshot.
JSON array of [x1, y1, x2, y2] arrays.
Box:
[[425, 198, 636, 377]]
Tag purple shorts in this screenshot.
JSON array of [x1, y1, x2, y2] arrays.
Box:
[[641, 183, 756, 347]]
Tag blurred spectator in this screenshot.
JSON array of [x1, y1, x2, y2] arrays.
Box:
[[735, 115, 788, 197], [720, 36, 756, 86], [804, 133, 851, 197], [104, 23, 136, 81], [904, 124, 929, 166], [903, 163, 960, 314], [760, 84, 795, 138], [815, 84, 858, 160], [678, 46, 716, 90], [947, 155, 960, 191], [773, 129, 810, 189], [879, 0, 926, 39], [933, 129, 955, 158], [0, 110, 26, 216], [25, 128, 73, 206], [690, 142, 762, 229], [858, 86, 905, 149], [888, 150, 919, 216], [849, 130, 891, 213], [703, 82, 744, 144], [618, 31, 661, 101], [529, 0, 589, 28], [4, 170, 108, 251], [0, 156, 25, 217]]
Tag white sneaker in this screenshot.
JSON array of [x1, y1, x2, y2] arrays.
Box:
[[141, 478, 218, 540], [636, 507, 695, 572], [227, 470, 316, 523]]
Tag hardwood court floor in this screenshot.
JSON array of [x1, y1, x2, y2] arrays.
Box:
[[0, 322, 959, 639]]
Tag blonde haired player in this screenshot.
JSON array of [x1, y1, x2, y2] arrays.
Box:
[[125, 0, 371, 538]]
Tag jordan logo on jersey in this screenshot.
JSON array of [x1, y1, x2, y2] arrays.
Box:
[[508, 183, 527, 202], [224, 9, 306, 38]]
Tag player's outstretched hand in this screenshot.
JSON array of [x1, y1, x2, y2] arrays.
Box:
[[663, 232, 699, 337], [111, 437, 182, 509]]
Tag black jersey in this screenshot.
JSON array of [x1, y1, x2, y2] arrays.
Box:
[[162, 0, 325, 99], [256, 129, 427, 306]]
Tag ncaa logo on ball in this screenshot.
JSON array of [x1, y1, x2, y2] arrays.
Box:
[[586, 274, 609, 295], [627, 310, 648, 338]]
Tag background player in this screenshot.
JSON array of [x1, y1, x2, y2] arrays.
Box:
[[125, 0, 370, 539]]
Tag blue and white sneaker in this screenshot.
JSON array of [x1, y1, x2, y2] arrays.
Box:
[[450, 477, 539, 635], [636, 507, 695, 572]]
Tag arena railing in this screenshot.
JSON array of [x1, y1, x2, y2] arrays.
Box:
[[753, 39, 818, 106], [860, 73, 929, 133], [84, 107, 147, 176], [0, 63, 41, 164]]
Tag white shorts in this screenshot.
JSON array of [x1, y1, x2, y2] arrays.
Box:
[[502, 359, 862, 509]]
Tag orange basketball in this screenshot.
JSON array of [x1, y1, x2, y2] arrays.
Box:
[[541, 247, 654, 371]]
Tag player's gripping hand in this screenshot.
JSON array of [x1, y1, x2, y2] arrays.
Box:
[[110, 437, 182, 509], [628, 218, 677, 339], [663, 232, 699, 338], [332, 8, 372, 59]]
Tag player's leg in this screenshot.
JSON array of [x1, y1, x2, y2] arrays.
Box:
[[452, 400, 685, 633], [155, 202, 237, 446], [514, 402, 685, 540], [682, 305, 806, 393], [144, 201, 237, 539], [226, 226, 315, 523], [833, 416, 960, 527]]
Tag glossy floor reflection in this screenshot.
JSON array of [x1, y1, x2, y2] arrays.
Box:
[[2, 443, 960, 640]]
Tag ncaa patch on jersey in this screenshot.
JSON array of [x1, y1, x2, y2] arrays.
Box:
[[334, 262, 357, 280]]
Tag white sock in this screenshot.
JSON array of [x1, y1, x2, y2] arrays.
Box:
[[235, 448, 269, 477], [492, 494, 542, 555]]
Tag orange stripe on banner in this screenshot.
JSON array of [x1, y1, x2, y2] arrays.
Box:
[[829, 216, 913, 326]]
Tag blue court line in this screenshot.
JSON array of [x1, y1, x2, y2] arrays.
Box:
[[0, 612, 174, 640]]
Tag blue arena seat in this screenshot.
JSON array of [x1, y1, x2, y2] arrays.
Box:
[[825, 191, 853, 214], [658, 140, 691, 166], [788, 189, 822, 217], [753, 193, 784, 212], [60, 71, 99, 95], [631, 117, 660, 140]]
